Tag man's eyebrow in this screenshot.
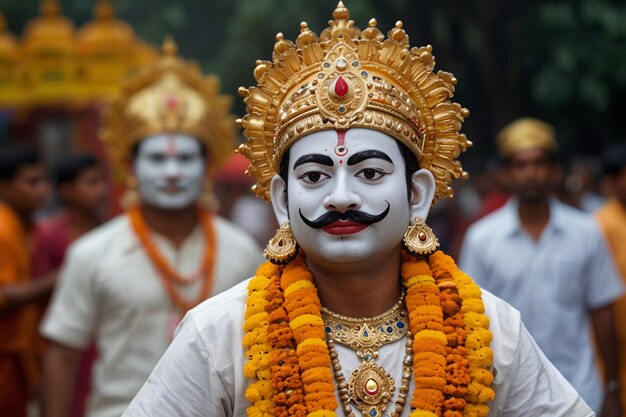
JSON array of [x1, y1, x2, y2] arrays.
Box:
[[293, 154, 334, 169], [347, 150, 393, 166]]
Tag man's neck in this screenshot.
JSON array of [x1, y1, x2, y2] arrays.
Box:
[[305, 248, 403, 318], [517, 196, 551, 241], [64, 206, 102, 240], [139, 203, 199, 248]]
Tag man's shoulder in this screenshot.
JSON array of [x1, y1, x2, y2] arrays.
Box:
[[186, 278, 251, 332], [552, 200, 604, 236], [466, 206, 511, 239], [67, 214, 132, 258]]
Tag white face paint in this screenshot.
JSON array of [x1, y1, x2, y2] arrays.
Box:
[[278, 128, 414, 264], [134, 133, 205, 209]]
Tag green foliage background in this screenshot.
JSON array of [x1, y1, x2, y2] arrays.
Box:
[[2, 0, 626, 166]]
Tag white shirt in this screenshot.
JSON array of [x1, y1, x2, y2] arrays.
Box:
[[459, 197, 625, 412], [41, 213, 263, 417], [122, 278, 594, 417]]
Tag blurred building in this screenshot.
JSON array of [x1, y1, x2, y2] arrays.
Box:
[[0, 0, 157, 213]]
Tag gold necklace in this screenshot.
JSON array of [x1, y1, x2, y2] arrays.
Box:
[[321, 291, 409, 417]]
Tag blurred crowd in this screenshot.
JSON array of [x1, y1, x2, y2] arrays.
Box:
[[0, 6, 625, 414], [1, 115, 626, 417]]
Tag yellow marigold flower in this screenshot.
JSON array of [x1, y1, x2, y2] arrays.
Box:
[[408, 410, 438, 417], [461, 299, 486, 315], [307, 409, 337, 417], [471, 368, 494, 386], [298, 337, 327, 349], [466, 329, 493, 350], [243, 312, 268, 331], [404, 274, 436, 288], [285, 279, 315, 296], [465, 403, 490, 417], [463, 311, 490, 329], [289, 313, 324, 330], [256, 262, 279, 278], [414, 329, 447, 344], [248, 275, 271, 292], [467, 347, 493, 368]]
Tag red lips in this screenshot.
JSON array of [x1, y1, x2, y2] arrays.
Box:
[[322, 221, 368, 235]]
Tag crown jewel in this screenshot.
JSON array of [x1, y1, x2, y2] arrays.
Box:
[[238, 2, 471, 203], [101, 38, 236, 181]]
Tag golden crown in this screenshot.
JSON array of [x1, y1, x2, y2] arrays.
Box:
[[238, 2, 471, 204], [101, 38, 236, 181]]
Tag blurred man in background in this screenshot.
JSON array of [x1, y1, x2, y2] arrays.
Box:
[[33, 152, 108, 417], [460, 117, 624, 416], [40, 40, 262, 417], [596, 143, 626, 412], [0, 146, 53, 417]]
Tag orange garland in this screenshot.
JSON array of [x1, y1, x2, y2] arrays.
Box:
[[128, 205, 216, 313], [243, 250, 494, 417]]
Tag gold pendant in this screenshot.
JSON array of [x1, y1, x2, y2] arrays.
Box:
[[348, 360, 395, 417]]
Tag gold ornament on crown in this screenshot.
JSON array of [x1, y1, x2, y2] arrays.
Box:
[[238, 1, 472, 204], [101, 38, 237, 182]]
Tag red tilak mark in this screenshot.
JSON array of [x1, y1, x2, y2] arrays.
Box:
[[166, 95, 178, 110], [166, 135, 178, 157], [336, 130, 346, 147], [334, 76, 349, 97], [339, 159, 343, 164], [334, 130, 348, 157]]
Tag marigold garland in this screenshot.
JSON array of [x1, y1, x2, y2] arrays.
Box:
[[243, 250, 494, 417], [128, 205, 216, 313]]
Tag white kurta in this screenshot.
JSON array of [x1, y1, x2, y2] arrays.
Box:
[[40, 213, 264, 417], [123, 278, 594, 417], [459, 197, 625, 412]]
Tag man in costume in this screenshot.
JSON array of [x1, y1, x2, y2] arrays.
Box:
[[0, 146, 54, 417], [40, 40, 263, 417], [460, 118, 624, 416], [124, 4, 594, 416], [595, 143, 626, 412]]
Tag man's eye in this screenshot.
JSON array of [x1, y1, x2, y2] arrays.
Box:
[[357, 168, 385, 180], [299, 171, 327, 184], [178, 154, 196, 162], [147, 154, 166, 163]]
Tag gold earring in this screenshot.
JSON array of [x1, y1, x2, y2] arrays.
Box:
[[402, 217, 439, 258], [264, 222, 299, 264], [120, 175, 139, 209]]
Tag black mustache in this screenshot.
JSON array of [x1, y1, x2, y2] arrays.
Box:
[[299, 202, 390, 229]]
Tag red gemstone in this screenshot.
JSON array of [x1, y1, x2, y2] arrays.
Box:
[[334, 76, 349, 97]]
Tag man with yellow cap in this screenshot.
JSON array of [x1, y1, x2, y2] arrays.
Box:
[[460, 117, 624, 416], [40, 40, 262, 417], [125, 5, 593, 417]]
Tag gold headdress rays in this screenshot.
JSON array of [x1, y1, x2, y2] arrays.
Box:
[[238, 1, 471, 204], [101, 38, 236, 181]]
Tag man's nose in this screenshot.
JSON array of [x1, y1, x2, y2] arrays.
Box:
[[323, 171, 361, 212], [162, 158, 182, 178]]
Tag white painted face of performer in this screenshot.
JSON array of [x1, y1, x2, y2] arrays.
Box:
[[134, 133, 206, 210], [270, 128, 435, 270]]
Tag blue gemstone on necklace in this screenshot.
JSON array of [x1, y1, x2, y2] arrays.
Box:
[[337, 324, 343, 330], [386, 326, 393, 333], [364, 353, 372, 361], [397, 322, 404, 328], [325, 326, 331, 333], [363, 330, 369, 337], [370, 409, 377, 416]]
